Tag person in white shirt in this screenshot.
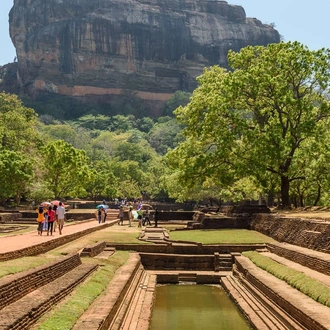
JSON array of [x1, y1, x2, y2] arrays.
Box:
[[56, 202, 66, 235]]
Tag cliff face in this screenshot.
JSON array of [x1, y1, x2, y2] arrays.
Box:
[[9, 0, 280, 105]]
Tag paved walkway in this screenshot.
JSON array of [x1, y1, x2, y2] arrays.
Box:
[[0, 219, 104, 254]]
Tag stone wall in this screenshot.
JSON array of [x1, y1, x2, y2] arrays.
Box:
[[80, 241, 107, 257], [0, 212, 22, 222], [0, 254, 81, 309], [108, 243, 266, 255], [267, 243, 330, 276], [250, 214, 330, 254], [140, 252, 215, 270], [234, 255, 330, 330], [0, 221, 116, 261]]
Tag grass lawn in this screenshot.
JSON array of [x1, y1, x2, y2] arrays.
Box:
[[243, 251, 330, 307], [169, 229, 275, 244]]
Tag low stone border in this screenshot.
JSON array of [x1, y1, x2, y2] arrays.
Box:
[[234, 255, 330, 330], [0, 220, 117, 261], [267, 242, 330, 276], [73, 253, 141, 330], [80, 241, 107, 257], [107, 243, 266, 254], [0, 253, 81, 310], [0, 263, 98, 330]]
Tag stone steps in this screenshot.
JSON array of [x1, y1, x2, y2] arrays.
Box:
[[118, 271, 155, 330], [0, 263, 98, 330], [107, 266, 146, 330], [222, 274, 305, 330], [178, 272, 197, 282], [72, 253, 142, 330], [233, 255, 330, 330]]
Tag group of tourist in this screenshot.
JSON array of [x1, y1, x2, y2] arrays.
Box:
[[36, 202, 66, 236], [118, 205, 159, 228], [97, 206, 107, 224]]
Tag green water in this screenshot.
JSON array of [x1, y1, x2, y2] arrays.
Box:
[[149, 284, 251, 330]]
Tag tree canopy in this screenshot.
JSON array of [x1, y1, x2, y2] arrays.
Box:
[[166, 42, 330, 207]]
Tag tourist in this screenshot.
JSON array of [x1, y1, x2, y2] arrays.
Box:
[[53, 204, 58, 232], [143, 207, 151, 226], [36, 205, 45, 235], [118, 206, 124, 225], [128, 205, 133, 227], [97, 207, 102, 224], [154, 207, 159, 227], [102, 207, 107, 223], [56, 202, 65, 235], [43, 208, 49, 231], [137, 209, 143, 227], [47, 205, 55, 236]]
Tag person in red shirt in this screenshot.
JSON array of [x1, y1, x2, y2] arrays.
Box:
[[47, 205, 55, 236]]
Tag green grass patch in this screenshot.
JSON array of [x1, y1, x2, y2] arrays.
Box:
[[35, 251, 129, 330], [243, 251, 330, 307], [169, 229, 275, 244], [0, 256, 55, 279], [48, 230, 144, 257]]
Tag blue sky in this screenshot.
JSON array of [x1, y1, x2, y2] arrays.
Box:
[[0, 0, 329, 65]]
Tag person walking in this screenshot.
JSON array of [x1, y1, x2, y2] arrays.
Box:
[[53, 204, 58, 232], [118, 206, 124, 225], [56, 202, 65, 235], [154, 207, 159, 227], [102, 207, 107, 223], [143, 207, 151, 226], [47, 205, 55, 236], [36, 206, 45, 236], [97, 207, 102, 224], [137, 209, 143, 227], [128, 205, 133, 227]]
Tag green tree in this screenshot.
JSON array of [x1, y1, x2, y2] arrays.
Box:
[[85, 160, 118, 202], [163, 91, 191, 116], [0, 92, 40, 153], [167, 42, 330, 207], [149, 117, 183, 155], [109, 115, 136, 133], [42, 140, 91, 198], [0, 150, 34, 205]]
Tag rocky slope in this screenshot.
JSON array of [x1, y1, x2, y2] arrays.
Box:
[[9, 0, 280, 109]]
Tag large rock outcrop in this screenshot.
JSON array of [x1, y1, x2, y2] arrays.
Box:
[[9, 0, 280, 109]]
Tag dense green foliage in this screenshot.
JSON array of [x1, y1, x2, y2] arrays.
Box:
[[2, 42, 330, 207], [0, 91, 187, 204], [166, 42, 330, 206]]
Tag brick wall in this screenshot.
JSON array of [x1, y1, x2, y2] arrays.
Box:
[[0, 254, 81, 309], [140, 253, 215, 270], [108, 243, 266, 255], [0, 222, 115, 261], [81, 241, 107, 257], [250, 214, 330, 254]]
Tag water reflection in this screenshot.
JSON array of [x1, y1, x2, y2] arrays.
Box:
[[150, 284, 251, 330]]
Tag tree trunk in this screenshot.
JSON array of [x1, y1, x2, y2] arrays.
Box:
[[267, 188, 275, 207], [280, 175, 290, 207]]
